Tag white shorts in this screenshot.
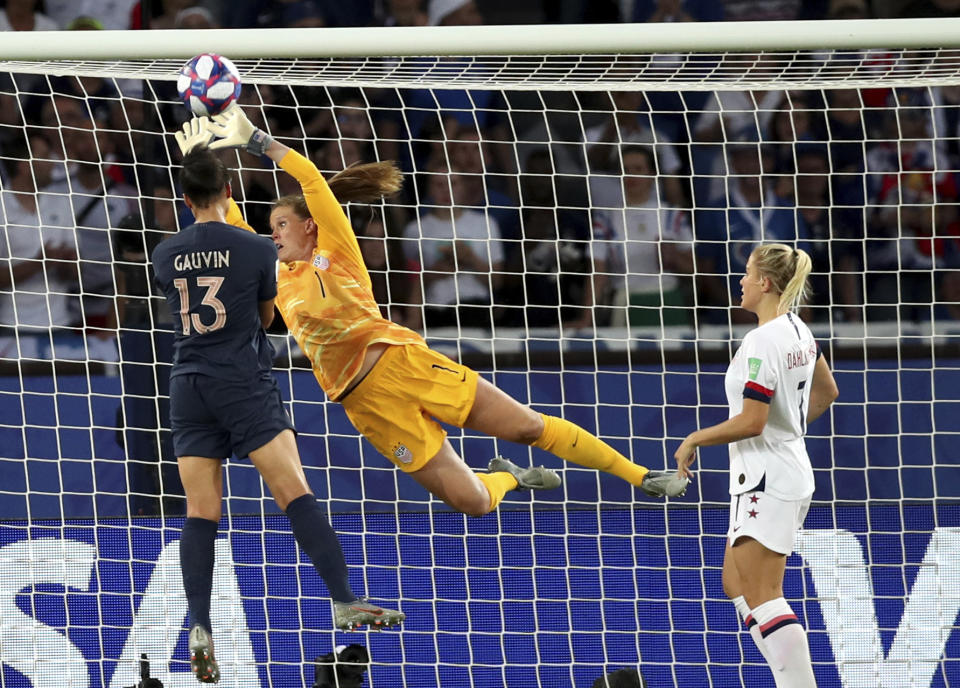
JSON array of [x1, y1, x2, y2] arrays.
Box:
[[728, 490, 811, 555]]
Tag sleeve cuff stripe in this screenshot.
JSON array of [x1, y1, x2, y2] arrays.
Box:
[[743, 388, 772, 404], [745, 381, 774, 397]]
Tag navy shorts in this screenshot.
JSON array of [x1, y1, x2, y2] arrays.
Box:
[[169, 373, 295, 459]]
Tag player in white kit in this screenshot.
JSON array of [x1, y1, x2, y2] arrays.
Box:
[[674, 243, 839, 687]]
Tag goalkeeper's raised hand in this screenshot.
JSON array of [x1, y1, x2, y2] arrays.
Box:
[[174, 117, 214, 156], [207, 106, 274, 156]]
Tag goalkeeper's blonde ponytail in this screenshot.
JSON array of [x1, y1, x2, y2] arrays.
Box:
[[273, 161, 402, 221], [328, 161, 403, 203]]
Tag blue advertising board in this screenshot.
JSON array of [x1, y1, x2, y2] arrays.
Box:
[[1, 361, 958, 520], [0, 503, 958, 688], [0, 359, 958, 687]]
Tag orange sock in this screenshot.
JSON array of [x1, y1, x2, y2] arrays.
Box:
[[533, 414, 649, 487], [476, 471, 519, 511]]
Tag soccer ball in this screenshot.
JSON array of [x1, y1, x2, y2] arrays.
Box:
[[176, 53, 242, 117]]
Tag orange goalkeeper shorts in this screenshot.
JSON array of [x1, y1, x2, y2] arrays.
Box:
[[339, 343, 479, 472]]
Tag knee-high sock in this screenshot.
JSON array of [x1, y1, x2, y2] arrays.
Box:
[[751, 597, 817, 688], [476, 471, 519, 511], [733, 595, 775, 668], [533, 414, 649, 487], [180, 517, 218, 633], [285, 494, 355, 604]]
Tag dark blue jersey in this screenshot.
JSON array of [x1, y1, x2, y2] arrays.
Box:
[[151, 222, 277, 379]]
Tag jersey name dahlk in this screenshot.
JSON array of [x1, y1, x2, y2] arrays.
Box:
[[173, 250, 231, 272], [785, 348, 810, 370]]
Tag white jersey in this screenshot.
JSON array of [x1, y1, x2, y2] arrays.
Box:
[[0, 189, 77, 328], [725, 312, 819, 500]]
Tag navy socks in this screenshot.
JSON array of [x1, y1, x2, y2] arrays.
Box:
[[285, 493, 355, 603], [180, 517, 218, 632]]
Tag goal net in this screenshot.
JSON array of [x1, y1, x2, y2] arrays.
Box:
[[0, 20, 958, 688]]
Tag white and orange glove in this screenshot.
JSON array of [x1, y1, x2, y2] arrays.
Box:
[[174, 116, 214, 156], [207, 105, 274, 156]]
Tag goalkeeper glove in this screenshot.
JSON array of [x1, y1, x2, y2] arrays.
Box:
[[207, 105, 274, 156], [174, 117, 214, 156]]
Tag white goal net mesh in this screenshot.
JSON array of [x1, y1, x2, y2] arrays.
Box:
[[0, 34, 957, 688]]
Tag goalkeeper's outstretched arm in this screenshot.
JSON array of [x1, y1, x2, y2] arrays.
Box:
[[206, 106, 344, 215], [207, 106, 293, 168]]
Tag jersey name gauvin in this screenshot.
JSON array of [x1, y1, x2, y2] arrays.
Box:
[[173, 250, 231, 271]]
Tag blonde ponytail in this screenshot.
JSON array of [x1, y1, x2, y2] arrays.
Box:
[[327, 161, 403, 203], [272, 161, 403, 222], [752, 243, 812, 313]]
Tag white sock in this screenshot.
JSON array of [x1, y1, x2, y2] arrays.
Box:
[[750, 597, 817, 688], [732, 595, 775, 668]]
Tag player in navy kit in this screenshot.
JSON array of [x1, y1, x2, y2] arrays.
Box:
[[151, 120, 402, 684], [673, 244, 838, 687]]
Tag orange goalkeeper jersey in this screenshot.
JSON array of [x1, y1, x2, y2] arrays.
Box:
[[227, 149, 423, 400]]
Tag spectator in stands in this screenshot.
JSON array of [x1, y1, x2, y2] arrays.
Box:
[[320, 90, 381, 167], [0, 0, 59, 30], [0, 134, 78, 333], [694, 138, 809, 324], [586, 91, 685, 207], [41, 94, 137, 338], [447, 124, 519, 239], [822, 90, 871, 276], [864, 100, 958, 321], [45, 0, 138, 30], [791, 143, 863, 322], [933, 85, 960, 168], [114, 188, 178, 329], [573, 145, 694, 330], [767, 96, 818, 182], [313, 138, 368, 174], [498, 150, 590, 329], [402, 163, 503, 330], [691, 88, 785, 204], [380, 0, 428, 26]]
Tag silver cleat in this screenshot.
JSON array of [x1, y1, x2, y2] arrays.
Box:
[[188, 625, 220, 684], [334, 598, 405, 631], [640, 470, 690, 498], [488, 456, 562, 490]]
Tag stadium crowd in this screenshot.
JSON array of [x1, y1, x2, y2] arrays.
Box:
[[2, 0, 960, 351]]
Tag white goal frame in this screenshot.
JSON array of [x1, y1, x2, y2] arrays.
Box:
[[0, 18, 958, 688]]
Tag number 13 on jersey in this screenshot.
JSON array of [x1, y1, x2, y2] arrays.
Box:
[[173, 276, 227, 335]]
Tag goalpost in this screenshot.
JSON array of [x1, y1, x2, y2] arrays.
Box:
[[0, 18, 958, 688]]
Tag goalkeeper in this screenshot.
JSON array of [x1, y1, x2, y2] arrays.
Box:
[[202, 107, 688, 517], [155, 121, 404, 684]]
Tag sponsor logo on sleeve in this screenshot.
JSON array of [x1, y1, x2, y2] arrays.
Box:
[[748, 357, 763, 381]]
